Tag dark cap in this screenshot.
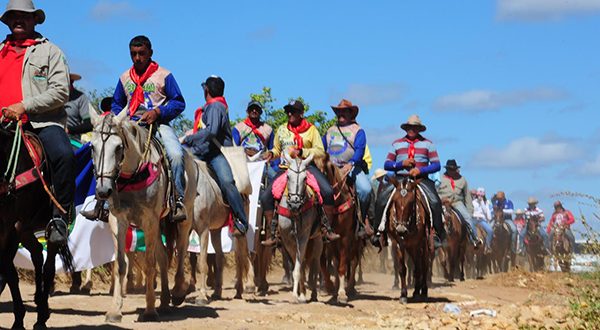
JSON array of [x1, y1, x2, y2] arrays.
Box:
[[201, 75, 225, 97], [283, 99, 305, 113], [100, 97, 113, 112], [444, 159, 460, 169], [247, 100, 263, 112]]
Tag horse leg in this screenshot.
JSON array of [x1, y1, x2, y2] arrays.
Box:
[[309, 238, 323, 302], [396, 246, 408, 304], [80, 269, 93, 294], [170, 220, 192, 306], [106, 218, 128, 323], [347, 252, 359, 298], [392, 243, 400, 289], [292, 249, 303, 303], [337, 242, 348, 304], [319, 248, 334, 295], [282, 246, 294, 285], [194, 228, 210, 305], [154, 232, 171, 313], [1, 237, 26, 329], [189, 253, 197, 294], [207, 229, 224, 300], [141, 223, 161, 322]]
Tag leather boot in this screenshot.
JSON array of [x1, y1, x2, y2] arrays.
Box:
[[260, 211, 279, 247], [171, 196, 187, 222], [321, 205, 341, 242]]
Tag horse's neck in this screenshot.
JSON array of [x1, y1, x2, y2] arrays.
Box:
[[121, 126, 159, 172]]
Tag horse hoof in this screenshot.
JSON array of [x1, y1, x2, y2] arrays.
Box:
[[400, 297, 408, 304], [338, 295, 348, 304], [105, 312, 122, 323], [195, 297, 209, 306], [294, 297, 307, 304], [172, 295, 186, 307], [80, 287, 91, 295], [12, 322, 26, 330], [234, 293, 243, 300], [187, 284, 196, 294], [211, 292, 222, 301], [142, 311, 159, 322], [245, 285, 256, 294]]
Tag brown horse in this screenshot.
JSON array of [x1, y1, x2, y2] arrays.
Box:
[[387, 177, 432, 303], [490, 206, 511, 273], [318, 158, 364, 303], [525, 215, 545, 272], [551, 223, 572, 273], [440, 200, 467, 282], [466, 225, 487, 279]]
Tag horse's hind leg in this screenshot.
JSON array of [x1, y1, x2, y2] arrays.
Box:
[[171, 220, 192, 306], [1, 238, 26, 329], [210, 229, 225, 300], [195, 228, 210, 305], [154, 235, 171, 313], [141, 226, 161, 321]]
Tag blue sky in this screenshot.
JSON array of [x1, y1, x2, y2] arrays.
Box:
[[26, 0, 600, 234]]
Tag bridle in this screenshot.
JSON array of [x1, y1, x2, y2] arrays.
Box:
[[286, 160, 307, 208], [93, 115, 127, 185], [392, 178, 419, 230]]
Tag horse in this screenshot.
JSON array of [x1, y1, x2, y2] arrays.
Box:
[[386, 177, 432, 304], [89, 109, 195, 322], [0, 122, 74, 329], [440, 200, 467, 282], [524, 214, 545, 272], [551, 223, 572, 273], [276, 152, 322, 303], [318, 157, 364, 303], [189, 159, 254, 305], [490, 206, 511, 273]]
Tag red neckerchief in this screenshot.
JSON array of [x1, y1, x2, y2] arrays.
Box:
[[444, 175, 455, 190], [193, 96, 228, 133], [287, 119, 312, 149], [1, 38, 38, 57], [243, 118, 266, 143], [404, 135, 422, 159], [128, 61, 159, 117]]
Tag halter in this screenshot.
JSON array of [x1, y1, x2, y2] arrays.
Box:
[[93, 115, 126, 184], [392, 178, 419, 231], [286, 161, 307, 206]]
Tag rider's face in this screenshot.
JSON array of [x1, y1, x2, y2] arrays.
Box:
[[130, 45, 152, 73]]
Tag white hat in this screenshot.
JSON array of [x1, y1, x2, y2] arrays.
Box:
[[476, 187, 485, 196], [371, 168, 387, 181]]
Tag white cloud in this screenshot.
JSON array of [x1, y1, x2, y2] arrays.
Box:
[[471, 136, 582, 168], [90, 1, 149, 21], [433, 87, 567, 112], [497, 0, 600, 21], [333, 83, 406, 107], [579, 154, 600, 175]]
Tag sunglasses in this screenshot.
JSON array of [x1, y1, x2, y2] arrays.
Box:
[[286, 109, 302, 115], [247, 107, 262, 113]]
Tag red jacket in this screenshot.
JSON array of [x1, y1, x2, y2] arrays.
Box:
[[547, 210, 574, 234]]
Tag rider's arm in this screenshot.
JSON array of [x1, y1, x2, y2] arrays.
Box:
[[111, 79, 127, 114], [267, 130, 275, 151], [348, 129, 366, 166], [22, 45, 69, 114], [270, 126, 283, 159], [300, 126, 325, 160], [565, 210, 575, 226], [384, 144, 403, 171], [417, 141, 440, 175], [464, 180, 474, 214], [156, 74, 185, 123]]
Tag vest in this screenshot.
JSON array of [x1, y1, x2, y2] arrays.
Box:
[[325, 123, 361, 167], [118, 67, 171, 118], [234, 121, 273, 152]]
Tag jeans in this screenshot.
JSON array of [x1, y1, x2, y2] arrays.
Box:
[[504, 219, 518, 253], [453, 203, 479, 244], [473, 217, 494, 249], [208, 153, 248, 226], [158, 125, 185, 197], [419, 178, 445, 240], [348, 167, 372, 221], [34, 125, 76, 215]]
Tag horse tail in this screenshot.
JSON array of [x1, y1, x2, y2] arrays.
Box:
[[58, 244, 75, 273], [234, 234, 250, 284], [163, 219, 178, 266]]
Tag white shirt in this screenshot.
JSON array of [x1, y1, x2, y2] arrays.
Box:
[[472, 198, 492, 222]]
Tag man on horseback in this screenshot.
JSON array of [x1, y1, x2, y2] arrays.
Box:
[[525, 197, 550, 254], [472, 187, 494, 253], [493, 191, 518, 255], [260, 99, 340, 246], [82, 35, 188, 222], [0, 0, 74, 245], [437, 159, 482, 249], [547, 200, 575, 251], [183, 75, 249, 234], [323, 99, 372, 237], [378, 114, 446, 248]]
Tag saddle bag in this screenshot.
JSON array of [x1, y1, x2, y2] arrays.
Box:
[[212, 137, 252, 195]]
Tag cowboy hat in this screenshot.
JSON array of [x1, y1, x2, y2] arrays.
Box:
[[1, 0, 45, 25], [400, 114, 426, 132], [331, 99, 359, 118], [444, 159, 460, 170], [371, 168, 387, 181], [69, 73, 81, 82], [527, 197, 538, 205]]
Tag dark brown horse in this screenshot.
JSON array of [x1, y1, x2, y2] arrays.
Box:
[[490, 206, 511, 273], [440, 200, 467, 282], [466, 225, 488, 279], [0, 124, 73, 329], [551, 223, 572, 273], [387, 177, 432, 303], [319, 158, 364, 304], [525, 215, 545, 272]]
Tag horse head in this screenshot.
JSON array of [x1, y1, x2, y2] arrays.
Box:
[[283, 151, 313, 213], [89, 107, 144, 200], [389, 176, 419, 236]]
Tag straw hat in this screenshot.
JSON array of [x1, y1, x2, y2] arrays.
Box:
[[527, 197, 538, 205], [371, 168, 387, 181], [400, 114, 426, 132]]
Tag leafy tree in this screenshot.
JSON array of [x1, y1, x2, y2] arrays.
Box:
[[84, 87, 114, 112], [171, 115, 193, 137]]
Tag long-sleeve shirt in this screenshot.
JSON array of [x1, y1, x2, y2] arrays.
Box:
[[322, 123, 367, 167], [183, 101, 231, 160], [547, 210, 575, 233], [473, 198, 493, 222], [232, 121, 274, 152], [437, 174, 473, 213], [384, 135, 440, 177], [112, 66, 185, 124], [525, 206, 545, 223], [270, 124, 324, 167]]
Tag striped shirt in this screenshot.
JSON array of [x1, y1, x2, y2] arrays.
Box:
[[384, 135, 440, 176]]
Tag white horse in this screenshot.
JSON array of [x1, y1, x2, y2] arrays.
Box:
[[278, 153, 323, 303], [89, 109, 196, 322], [190, 158, 254, 305]]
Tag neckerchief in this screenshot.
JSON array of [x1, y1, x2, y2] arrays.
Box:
[[444, 175, 455, 190], [243, 117, 266, 143], [287, 118, 312, 149], [1, 38, 38, 57], [193, 96, 228, 133], [128, 61, 159, 117]]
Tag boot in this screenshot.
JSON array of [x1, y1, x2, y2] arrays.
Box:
[[171, 196, 187, 222], [261, 211, 279, 247], [80, 199, 108, 222], [47, 206, 69, 245], [321, 205, 341, 242]]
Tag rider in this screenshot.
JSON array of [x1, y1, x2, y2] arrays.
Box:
[[379, 114, 446, 248], [493, 191, 518, 255], [472, 187, 494, 253], [323, 99, 372, 237], [0, 0, 74, 245], [514, 209, 527, 254], [64, 73, 96, 144], [525, 197, 550, 254], [81, 35, 188, 222], [232, 100, 276, 180], [183, 75, 248, 234], [547, 200, 575, 250], [437, 159, 482, 249], [260, 99, 341, 246]]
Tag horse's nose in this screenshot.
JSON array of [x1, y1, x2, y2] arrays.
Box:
[[96, 186, 113, 200], [395, 224, 408, 235]]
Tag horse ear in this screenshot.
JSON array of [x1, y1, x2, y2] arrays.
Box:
[[283, 150, 293, 165], [388, 175, 399, 188], [114, 107, 129, 125], [301, 153, 314, 168], [89, 106, 101, 127]]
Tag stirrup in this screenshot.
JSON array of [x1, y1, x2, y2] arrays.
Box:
[[46, 217, 68, 245], [171, 198, 187, 222]]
